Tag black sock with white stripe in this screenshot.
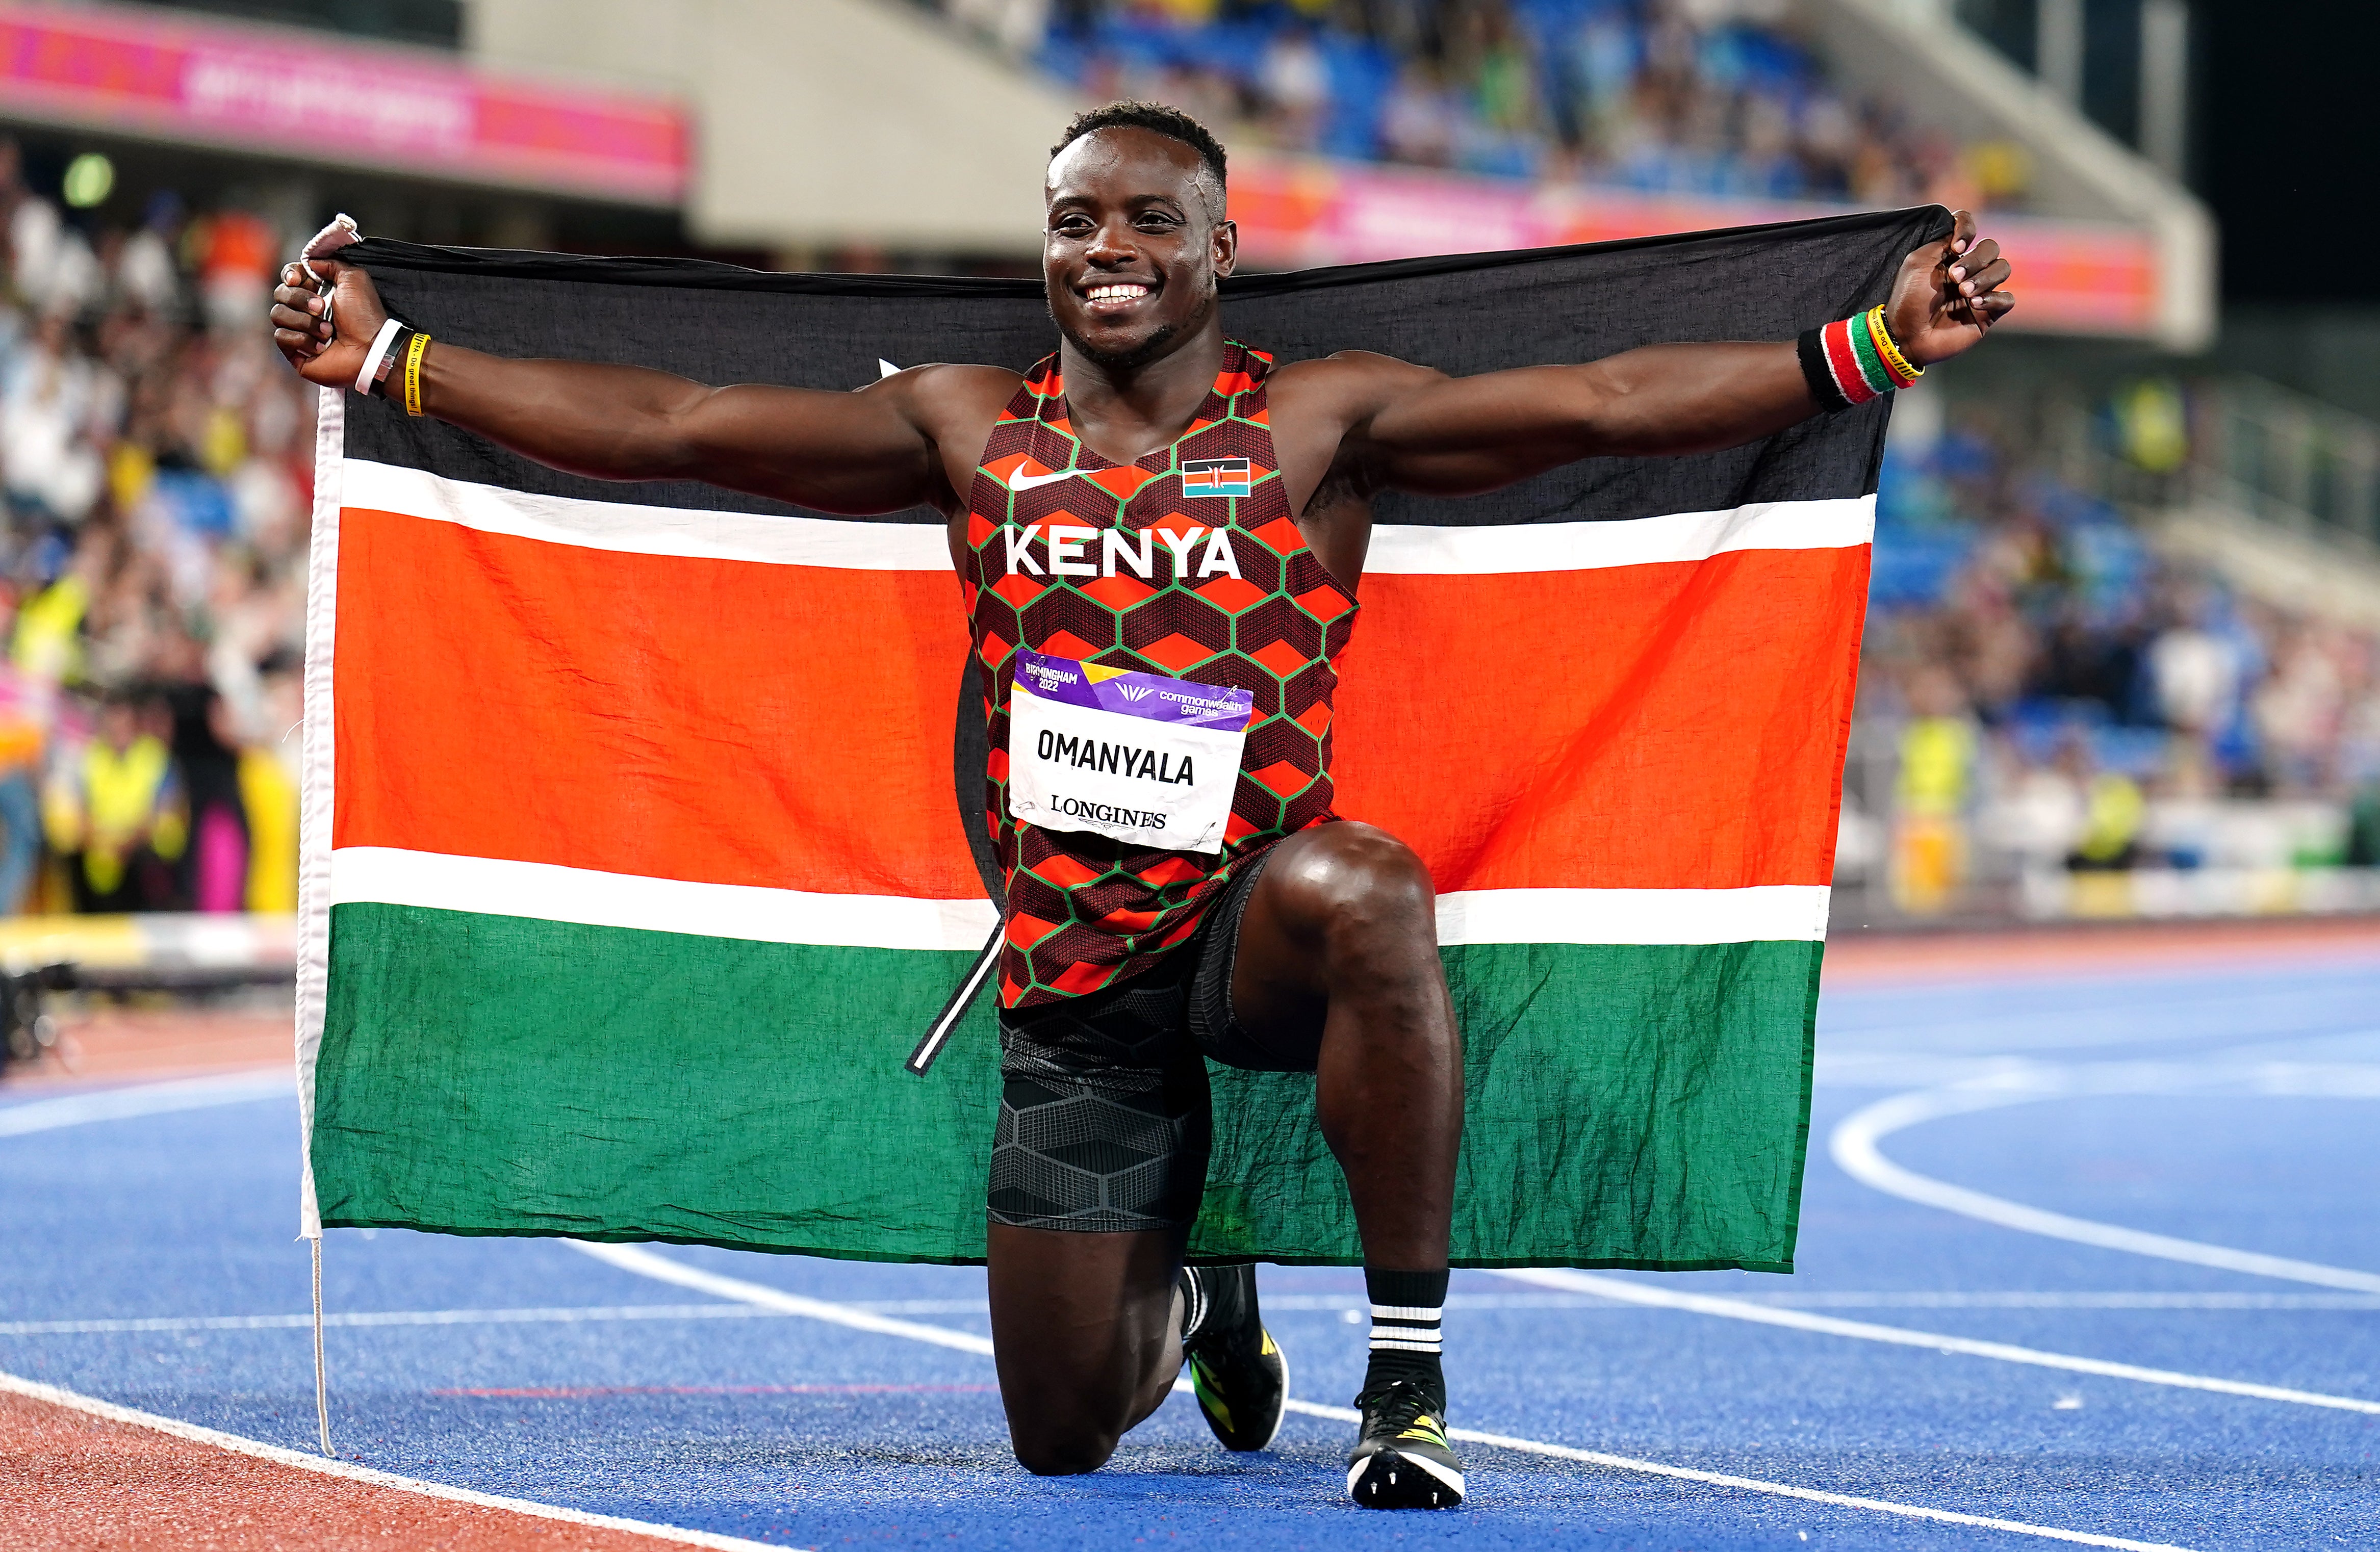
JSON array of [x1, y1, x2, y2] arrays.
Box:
[[1361, 1266, 1447, 1411]]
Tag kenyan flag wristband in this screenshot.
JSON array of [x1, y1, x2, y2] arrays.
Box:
[[1799, 305, 1923, 411]]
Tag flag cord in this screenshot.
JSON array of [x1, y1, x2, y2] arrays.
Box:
[[906, 926, 1002, 1075], [312, 1236, 335, 1457]]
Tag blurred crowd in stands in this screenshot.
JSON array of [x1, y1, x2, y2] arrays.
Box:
[[0, 119, 2370, 928], [1848, 384, 2380, 915], [0, 143, 304, 917], [936, 0, 2029, 208]]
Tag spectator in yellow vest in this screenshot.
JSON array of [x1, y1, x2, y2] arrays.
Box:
[[200, 661, 300, 914], [1890, 666, 1978, 915], [44, 690, 187, 911], [10, 526, 113, 688]]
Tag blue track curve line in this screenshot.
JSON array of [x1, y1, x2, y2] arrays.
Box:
[[569, 1242, 2193, 1550], [1830, 1064, 2380, 1296]]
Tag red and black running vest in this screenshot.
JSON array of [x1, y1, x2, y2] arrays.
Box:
[[963, 342, 1359, 1009]]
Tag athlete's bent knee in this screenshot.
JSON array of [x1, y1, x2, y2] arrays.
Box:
[[1278, 822, 1436, 945]]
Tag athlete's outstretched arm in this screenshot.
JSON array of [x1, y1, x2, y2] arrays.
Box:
[[1348, 210, 2013, 499], [271, 259, 994, 515]]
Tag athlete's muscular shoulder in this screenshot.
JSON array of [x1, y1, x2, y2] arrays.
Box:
[[864, 362, 1022, 516], [1266, 352, 1444, 503], [1264, 351, 1444, 583]]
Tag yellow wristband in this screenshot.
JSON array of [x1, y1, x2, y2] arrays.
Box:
[[402, 330, 431, 417], [1863, 305, 1922, 385]]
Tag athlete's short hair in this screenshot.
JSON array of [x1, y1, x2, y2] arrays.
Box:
[[1050, 101, 1229, 206]]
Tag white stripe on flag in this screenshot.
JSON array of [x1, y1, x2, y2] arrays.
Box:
[[1365, 496, 1873, 575], [329, 847, 1828, 950], [342, 460, 1869, 577], [295, 385, 345, 1240], [1436, 885, 1831, 945], [340, 459, 952, 571], [328, 847, 999, 952]]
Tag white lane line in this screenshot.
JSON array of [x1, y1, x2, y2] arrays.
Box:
[[0, 1368, 803, 1552], [1493, 1268, 2380, 1415], [1677, 1291, 2380, 1311], [15, 1288, 2375, 1339], [0, 1070, 290, 1135], [567, 1242, 1000, 1358], [1228, 1290, 2380, 1312], [0, 1303, 782, 1336], [566, 1242, 2188, 1549], [1830, 1076, 2380, 1296], [1294, 1395, 2185, 1552]]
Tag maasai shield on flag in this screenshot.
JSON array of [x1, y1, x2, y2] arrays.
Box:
[[299, 206, 1941, 1270]]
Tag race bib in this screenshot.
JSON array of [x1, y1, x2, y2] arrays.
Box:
[[1007, 649, 1253, 855]]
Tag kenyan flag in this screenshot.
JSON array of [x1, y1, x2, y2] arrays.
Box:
[[298, 208, 1938, 1270]]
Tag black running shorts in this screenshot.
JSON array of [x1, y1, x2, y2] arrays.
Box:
[[988, 845, 1318, 1234]]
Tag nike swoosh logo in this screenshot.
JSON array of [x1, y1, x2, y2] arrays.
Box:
[[1005, 469, 1078, 492]]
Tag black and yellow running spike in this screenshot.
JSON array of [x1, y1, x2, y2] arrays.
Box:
[[1347, 1378, 1464, 1509], [1181, 1263, 1287, 1451]]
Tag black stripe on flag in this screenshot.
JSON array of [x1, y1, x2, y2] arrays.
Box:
[[338, 205, 1944, 527]]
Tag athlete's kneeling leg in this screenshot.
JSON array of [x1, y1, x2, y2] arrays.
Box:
[[987, 1223, 1185, 1475], [984, 958, 1212, 1475], [1223, 823, 1467, 1507], [1229, 821, 1462, 1270]]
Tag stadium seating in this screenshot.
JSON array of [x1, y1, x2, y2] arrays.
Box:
[[0, 157, 306, 917], [939, 0, 2025, 210]]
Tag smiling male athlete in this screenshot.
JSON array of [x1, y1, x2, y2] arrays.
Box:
[[273, 101, 2013, 1509]]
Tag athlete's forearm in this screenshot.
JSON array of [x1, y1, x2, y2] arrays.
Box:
[[415, 344, 720, 482], [1365, 341, 1819, 498], [409, 342, 943, 512], [1564, 341, 1818, 458], [276, 259, 943, 510]]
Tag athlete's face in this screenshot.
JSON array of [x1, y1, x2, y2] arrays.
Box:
[[1043, 128, 1236, 372]]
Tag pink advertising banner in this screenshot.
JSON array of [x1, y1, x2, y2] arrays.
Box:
[[0, 0, 686, 204], [1231, 152, 2159, 340]]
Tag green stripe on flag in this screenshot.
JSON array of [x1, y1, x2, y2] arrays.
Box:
[[312, 903, 1815, 1271], [1193, 937, 1818, 1271], [314, 902, 1000, 1262]]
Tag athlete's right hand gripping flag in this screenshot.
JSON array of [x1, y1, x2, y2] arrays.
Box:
[[299, 208, 1943, 1270]]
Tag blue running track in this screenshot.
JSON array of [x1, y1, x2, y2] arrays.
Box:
[[5, 941, 2377, 1550]]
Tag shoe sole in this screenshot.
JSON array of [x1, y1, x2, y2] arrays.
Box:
[[1347, 1446, 1465, 1510]]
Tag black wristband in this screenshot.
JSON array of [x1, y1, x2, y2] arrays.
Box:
[[1797, 326, 1851, 413]]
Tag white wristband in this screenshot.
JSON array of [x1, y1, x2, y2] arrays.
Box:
[[353, 317, 405, 396]]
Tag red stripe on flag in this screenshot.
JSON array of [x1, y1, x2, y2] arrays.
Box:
[[333, 506, 984, 899], [335, 504, 1862, 903], [1333, 545, 1867, 891]]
